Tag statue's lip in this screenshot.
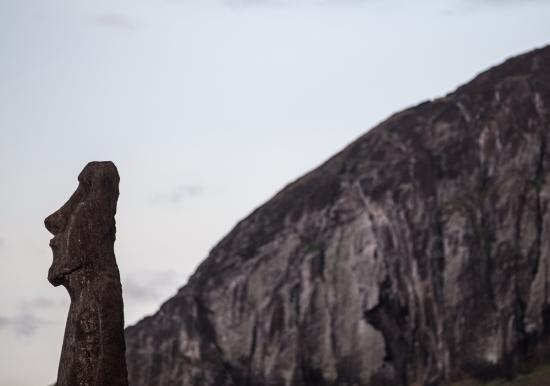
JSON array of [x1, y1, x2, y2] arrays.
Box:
[[49, 236, 62, 249]]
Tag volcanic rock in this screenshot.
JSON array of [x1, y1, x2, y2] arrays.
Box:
[[125, 46, 550, 385]]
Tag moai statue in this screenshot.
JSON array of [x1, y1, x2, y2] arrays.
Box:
[[45, 161, 128, 386]]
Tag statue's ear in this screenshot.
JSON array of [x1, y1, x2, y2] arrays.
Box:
[[67, 201, 94, 257]]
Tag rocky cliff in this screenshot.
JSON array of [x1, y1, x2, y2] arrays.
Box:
[[125, 46, 550, 386]]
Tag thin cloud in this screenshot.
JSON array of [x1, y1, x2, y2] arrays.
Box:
[[0, 297, 66, 336], [478, 0, 550, 3], [93, 13, 136, 29], [123, 270, 179, 302], [461, 0, 550, 8], [0, 313, 43, 336], [20, 297, 67, 310], [151, 184, 207, 205], [166, 0, 550, 7], [166, 0, 380, 7]]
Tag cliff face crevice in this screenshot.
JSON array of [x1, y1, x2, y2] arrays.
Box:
[[125, 46, 550, 386]]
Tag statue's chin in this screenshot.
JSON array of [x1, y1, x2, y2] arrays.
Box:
[[48, 263, 83, 287], [48, 273, 64, 287]]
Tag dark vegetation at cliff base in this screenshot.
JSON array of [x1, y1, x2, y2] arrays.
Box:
[[452, 364, 550, 386]]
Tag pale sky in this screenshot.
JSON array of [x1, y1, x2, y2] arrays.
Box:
[[1, 0, 549, 385]]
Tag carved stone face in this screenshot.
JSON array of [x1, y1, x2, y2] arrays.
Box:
[[45, 186, 85, 287], [45, 162, 119, 288]]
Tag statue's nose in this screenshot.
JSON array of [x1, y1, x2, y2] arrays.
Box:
[[45, 211, 66, 235]]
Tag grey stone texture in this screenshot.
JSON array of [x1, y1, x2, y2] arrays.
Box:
[[125, 46, 550, 385]]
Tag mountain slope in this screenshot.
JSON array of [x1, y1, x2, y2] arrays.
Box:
[[125, 45, 550, 386]]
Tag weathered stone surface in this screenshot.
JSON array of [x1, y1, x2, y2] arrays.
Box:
[[46, 161, 128, 386], [125, 46, 550, 385]]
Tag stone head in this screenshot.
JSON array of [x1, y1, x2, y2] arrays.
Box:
[[45, 161, 119, 289]]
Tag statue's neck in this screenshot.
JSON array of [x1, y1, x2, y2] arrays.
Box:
[[63, 259, 120, 299], [58, 263, 127, 386]]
